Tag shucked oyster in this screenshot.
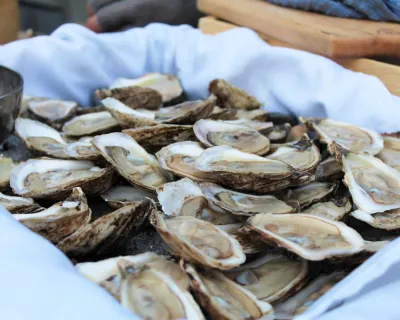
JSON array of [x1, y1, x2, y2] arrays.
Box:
[[330, 142, 400, 213], [351, 208, 400, 230], [10, 158, 115, 199], [65, 137, 101, 161], [193, 119, 270, 155], [101, 185, 157, 209], [246, 213, 364, 260], [13, 188, 91, 243], [376, 135, 400, 172], [184, 264, 274, 320], [304, 198, 352, 220], [200, 182, 294, 216], [93, 132, 172, 191], [0, 193, 42, 214], [302, 117, 383, 155], [224, 254, 308, 303], [0, 156, 14, 190], [150, 211, 246, 269], [194, 146, 312, 194], [285, 182, 337, 210]]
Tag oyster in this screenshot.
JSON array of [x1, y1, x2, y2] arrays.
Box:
[[101, 185, 157, 209], [62, 111, 120, 137], [235, 109, 268, 121], [13, 188, 91, 243], [65, 137, 101, 160], [95, 86, 162, 110], [264, 124, 292, 143], [224, 254, 308, 303], [304, 198, 352, 220], [157, 178, 238, 225], [93, 132, 172, 191], [10, 158, 115, 199], [224, 119, 274, 135], [0, 193, 42, 214], [208, 106, 237, 120], [150, 211, 246, 269], [376, 135, 400, 171], [302, 117, 383, 155], [209, 79, 262, 110], [194, 146, 312, 194], [267, 134, 321, 172], [184, 264, 274, 320], [315, 156, 343, 182], [15, 118, 69, 158], [200, 182, 294, 216], [0, 156, 14, 190], [193, 119, 270, 155], [330, 142, 400, 213], [57, 198, 156, 258], [120, 265, 205, 320], [156, 141, 212, 182], [122, 124, 195, 153], [246, 213, 364, 260], [285, 182, 337, 210], [110, 73, 184, 105], [351, 208, 400, 230]]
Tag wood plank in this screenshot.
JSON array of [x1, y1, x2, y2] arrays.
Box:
[[198, 17, 400, 96], [197, 0, 400, 59], [0, 0, 18, 44]]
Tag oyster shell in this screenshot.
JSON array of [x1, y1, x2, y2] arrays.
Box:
[[208, 106, 237, 120], [184, 264, 274, 320], [194, 146, 312, 194], [267, 134, 321, 172], [304, 198, 352, 220], [150, 211, 246, 269], [200, 182, 294, 216], [315, 156, 343, 182], [13, 188, 91, 243], [62, 111, 120, 137], [302, 117, 383, 155], [156, 141, 212, 182], [193, 119, 270, 155], [246, 213, 364, 260], [101, 185, 157, 209], [235, 109, 268, 121], [376, 135, 400, 171], [329, 142, 400, 213], [93, 132, 172, 191], [209, 79, 262, 110], [110, 73, 184, 104], [10, 158, 115, 199], [57, 198, 156, 258], [65, 137, 101, 160], [157, 178, 238, 225], [0, 193, 42, 214], [285, 182, 337, 210], [120, 265, 205, 320], [224, 254, 308, 303], [351, 208, 400, 230], [122, 124, 195, 153], [264, 124, 292, 143], [15, 118, 69, 158], [0, 156, 14, 190], [224, 119, 274, 135], [95, 86, 162, 110]]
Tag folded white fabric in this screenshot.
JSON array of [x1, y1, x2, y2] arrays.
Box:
[[0, 23, 400, 320]]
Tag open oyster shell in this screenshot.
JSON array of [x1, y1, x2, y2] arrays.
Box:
[[246, 213, 364, 260], [208, 106, 237, 120], [0, 193, 42, 213], [13, 188, 91, 243], [62, 111, 120, 137], [200, 182, 294, 216], [285, 182, 337, 210], [65, 137, 101, 161], [93, 132, 172, 191], [315, 156, 343, 182], [224, 119, 273, 135], [122, 124, 195, 153], [351, 208, 400, 230], [302, 117, 383, 155], [57, 198, 156, 259], [304, 198, 352, 220], [235, 109, 268, 121], [101, 185, 157, 209], [329, 142, 400, 213], [10, 158, 116, 199], [224, 254, 308, 303], [150, 211, 246, 269], [0, 156, 14, 190], [376, 135, 400, 172], [209, 79, 262, 110], [184, 263, 274, 320], [193, 119, 270, 155]]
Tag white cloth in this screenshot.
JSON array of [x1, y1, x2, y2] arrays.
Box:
[[0, 23, 400, 320]]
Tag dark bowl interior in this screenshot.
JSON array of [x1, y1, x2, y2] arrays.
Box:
[[0, 66, 23, 145]]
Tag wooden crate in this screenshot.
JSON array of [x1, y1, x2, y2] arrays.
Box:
[[0, 0, 18, 44]]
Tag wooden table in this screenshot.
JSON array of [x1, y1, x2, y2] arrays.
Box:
[[0, 0, 18, 44]]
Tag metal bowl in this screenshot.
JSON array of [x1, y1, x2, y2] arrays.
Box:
[[0, 66, 23, 145]]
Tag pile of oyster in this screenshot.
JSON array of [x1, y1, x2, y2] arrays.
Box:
[[2, 73, 399, 319]]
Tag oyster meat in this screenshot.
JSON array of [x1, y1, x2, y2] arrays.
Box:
[[0, 156, 14, 190], [93, 132, 172, 191], [0, 193, 42, 214], [193, 119, 270, 155], [10, 158, 115, 199], [200, 182, 294, 216], [224, 254, 308, 303], [62, 111, 120, 137], [101, 185, 157, 209], [13, 188, 91, 243], [150, 211, 246, 269], [351, 208, 400, 230], [304, 198, 352, 220], [246, 213, 364, 260], [285, 182, 337, 210], [376, 135, 400, 172], [184, 264, 274, 320]]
